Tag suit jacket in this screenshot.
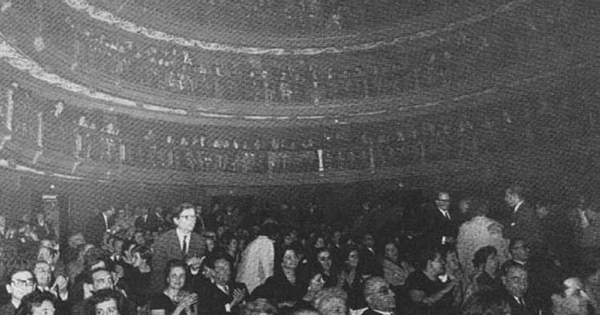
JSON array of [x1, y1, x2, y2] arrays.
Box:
[[85, 213, 114, 246], [420, 205, 458, 246], [134, 213, 163, 232], [150, 229, 206, 293], [503, 202, 543, 249], [502, 290, 537, 315], [196, 280, 248, 315]]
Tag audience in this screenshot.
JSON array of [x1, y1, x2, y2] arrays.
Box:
[[1, 181, 599, 315]]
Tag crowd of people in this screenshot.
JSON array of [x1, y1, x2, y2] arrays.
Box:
[[45, 12, 505, 106], [0, 184, 599, 315], [5, 82, 545, 175]]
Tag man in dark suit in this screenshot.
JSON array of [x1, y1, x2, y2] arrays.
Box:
[[421, 191, 458, 247], [500, 261, 538, 315], [503, 185, 543, 254], [362, 276, 396, 315], [196, 254, 248, 315], [134, 206, 164, 233], [150, 203, 206, 293], [85, 206, 116, 246]]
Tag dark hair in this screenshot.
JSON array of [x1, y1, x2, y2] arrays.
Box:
[[260, 222, 280, 240], [203, 252, 232, 270], [461, 289, 511, 315], [86, 267, 113, 285], [414, 247, 442, 271], [171, 203, 195, 221], [15, 291, 55, 315], [131, 245, 152, 264], [5, 269, 35, 286], [467, 198, 490, 218], [83, 248, 111, 271], [86, 289, 128, 315], [164, 260, 188, 285], [472, 246, 497, 269], [340, 244, 359, 265], [500, 260, 526, 278], [508, 238, 527, 251]]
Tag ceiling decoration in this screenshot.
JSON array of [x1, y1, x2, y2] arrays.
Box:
[[63, 0, 529, 55]]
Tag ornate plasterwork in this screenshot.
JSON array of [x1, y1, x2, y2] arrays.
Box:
[[64, 0, 529, 55]]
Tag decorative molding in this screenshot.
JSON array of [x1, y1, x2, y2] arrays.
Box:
[[64, 0, 529, 55]]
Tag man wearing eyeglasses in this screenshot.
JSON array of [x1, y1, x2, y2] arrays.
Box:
[[420, 191, 458, 247], [362, 276, 396, 315], [0, 269, 36, 315], [150, 203, 206, 293]]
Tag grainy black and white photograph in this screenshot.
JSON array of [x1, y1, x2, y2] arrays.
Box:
[[0, 0, 598, 314]]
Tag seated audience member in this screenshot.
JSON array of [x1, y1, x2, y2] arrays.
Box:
[[241, 298, 278, 315], [381, 241, 414, 289], [460, 289, 512, 315], [358, 233, 381, 277], [221, 232, 241, 269], [314, 287, 348, 315], [149, 260, 198, 315], [73, 266, 135, 315], [405, 247, 458, 315], [338, 244, 367, 310], [308, 248, 338, 288], [65, 232, 87, 264], [67, 244, 96, 285], [362, 276, 396, 315], [499, 261, 538, 315], [503, 238, 530, 270], [456, 197, 509, 278], [123, 245, 152, 308], [550, 276, 593, 315], [32, 261, 69, 314], [37, 240, 65, 277], [71, 248, 111, 304], [86, 289, 130, 315], [15, 291, 56, 315], [252, 247, 304, 310], [466, 246, 502, 300], [294, 270, 326, 312], [0, 269, 37, 315], [196, 254, 248, 315]]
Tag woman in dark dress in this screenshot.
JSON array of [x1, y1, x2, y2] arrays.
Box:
[[124, 245, 152, 308], [150, 260, 198, 315], [337, 244, 367, 311], [251, 247, 305, 310], [465, 246, 502, 302], [405, 247, 458, 315]]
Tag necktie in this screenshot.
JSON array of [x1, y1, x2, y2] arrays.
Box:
[[182, 235, 188, 254], [442, 211, 450, 220]]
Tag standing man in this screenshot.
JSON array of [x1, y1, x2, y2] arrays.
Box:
[[236, 222, 278, 294], [85, 206, 116, 246], [421, 191, 458, 247], [503, 185, 542, 254], [150, 203, 206, 293]]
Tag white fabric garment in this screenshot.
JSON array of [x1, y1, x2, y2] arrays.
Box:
[[236, 235, 274, 293]]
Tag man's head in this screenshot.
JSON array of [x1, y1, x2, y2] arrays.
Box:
[[204, 256, 232, 286], [103, 206, 116, 218], [501, 262, 528, 298], [435, 192, 451, 211], [89, 268, 114, 292], [363, 276, 395, 312], [172, 203, 197, 234], [362, 233, 375, 248], [505, 185, 526, 208], [68, 232, 86, 249], [6, 269, 36, 303], [33, 261, 52, 288], [509, 239, 530, 263], [551, 277, 590, 315]]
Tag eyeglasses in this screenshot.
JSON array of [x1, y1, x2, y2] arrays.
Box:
[[11, 278, 35, 288]]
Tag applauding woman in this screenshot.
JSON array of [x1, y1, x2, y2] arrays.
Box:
[[150, 260, 198, 315]]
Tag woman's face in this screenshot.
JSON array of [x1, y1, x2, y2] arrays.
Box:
[[308, 273, 325, 292], [167, 266, 186, 290], [314, 237, 325, 249], [317, 251, 332, 271], [227, 239, 238, 253], [346, 250, 359, 268], [385, 243, 399, 261], [281, 249, 299, 271], [485, 253, 499, 274], [32, 300, 55, 315]]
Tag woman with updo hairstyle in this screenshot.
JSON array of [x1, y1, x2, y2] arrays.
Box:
[[463, 246, 501, 304], [306, 248, 338, 288], [252, 247, 305, 310], [337, 244, 366, 310], [15, 291, 56, 315], [293, 268, 327, 311]]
